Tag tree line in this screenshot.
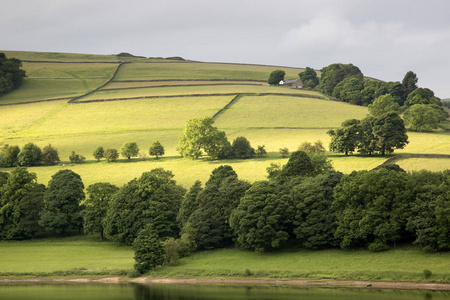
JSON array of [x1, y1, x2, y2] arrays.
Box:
[[269, 65, 448, 132], [1, 152, 448, 273], [0, 53, 26, 96]]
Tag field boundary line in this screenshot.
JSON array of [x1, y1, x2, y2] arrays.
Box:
[[22, 60, 122, 64], [68, 62, 126, 103], [111, 79, 266, 83], [371, 154, 450, 171], [101, 83, 263, 91], [0, 97, 73, 106], [212, 94, 242, 119]]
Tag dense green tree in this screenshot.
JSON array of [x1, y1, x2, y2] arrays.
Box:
[[333, 169, 410, 251], [319, 63, 363, 96], [404, 87, 441, 107], [104, 168, 185, 245], [42, 144, 60, 165], [178, 117, 230, 159], [39, 170, 84, 235], [298, 67, 319, 89], [309, 153, 334, 175], [93, 146, 104, 161], [0, 167, 44, 239], [357, 116, 379, 155], [401, 71, 418, 97], [0, 145, 20, 167], [0, 53, 26, 95], [372, 112, 408, 156], [132, 224, 165, 274], [177, 180, 202, 230], [188, 166, 251, 249], [83, 182, 119, 241], [406, 170, 449, 252], [149, 141, 165, 158], [232, 136, 255, 159], [267, 70, 285, 85], [280, 150, 315, 178], [292, 171, 343, 249], [69, 151, 85, 163], [230, 181, 294, 252], [121, 141, 139, 160], [403, 104, 441, 132], [104, 148, 119, 162], [368, 94, 400, 117], [332, 76, 364, 105], [0, 171, 8, 187], [327, 119, 361, 156], [17, 143, 42, 167]]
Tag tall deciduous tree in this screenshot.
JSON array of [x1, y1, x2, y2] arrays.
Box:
[[0, 167, 45, 239], [281, 150, 315, 178], [319, 63, 363, 96], [231, 136, 255, 159], [401, 71, 418, 97], [368, 94, 400, 117], [39, 170, 85, 235], [373, 112, 408, 156], [42, 144, 60, 165], [18, 143, 42, 167], [327, 119, 361, 156], [0, 145, 20, 167], [133, 224, 165, 274], [93, 146, 104, 161], [149, 141, 165, 158], [104, 168, 185, 245], [298, 67, 319, 89], [230, 180, 294, 252], [104, 148, 119, 162], [121, 141, 139, 159], [178, 117, 229, 159], [267, 70, 285, 85], [83, 182, 119, 241], [0, 53, 26, 95], [403, 104, 441, 132]]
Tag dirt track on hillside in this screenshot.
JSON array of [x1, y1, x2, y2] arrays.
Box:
[[1, 277, 449, 291]]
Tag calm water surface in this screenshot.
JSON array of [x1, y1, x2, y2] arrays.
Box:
[[0, 283, 448, 300]]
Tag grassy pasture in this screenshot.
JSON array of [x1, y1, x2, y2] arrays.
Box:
[[0, 236, 133, 274], [114, 62, 305, 81], [395, 158, 450, 172], [1, 50, 120, 62], [77, 84, 324, 101], [215, 95, 367, 129], [153, 248, 450, 282], [0, 62, 119, 104], [102, 80, 266, 90]]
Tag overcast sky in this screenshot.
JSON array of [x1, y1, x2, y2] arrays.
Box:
[[2, 0, 449, 98]]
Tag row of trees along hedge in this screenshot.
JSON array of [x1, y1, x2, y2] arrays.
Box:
[[0, 143, 60, 167], [0, 53, 26, 95], [1, 158, 448, 273], [270, 65, 448, 131], [177, 116, 265, 159]]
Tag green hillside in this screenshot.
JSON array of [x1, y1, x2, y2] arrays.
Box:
[[0, 51, 449, 188]]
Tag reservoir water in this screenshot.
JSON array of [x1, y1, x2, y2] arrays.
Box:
[[0, 283, 448, 300]]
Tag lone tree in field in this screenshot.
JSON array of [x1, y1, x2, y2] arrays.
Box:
[[42, 144, 60, 165], [83, 182, 119, 241], [267, 70, 285, 85], [121, 142, 139, 160], [149, 141, 165, 159], [178, 117, 229, 159], [39, 170, 85, 235], [104, 148, 119, 162], [93, 146, 105, 161]]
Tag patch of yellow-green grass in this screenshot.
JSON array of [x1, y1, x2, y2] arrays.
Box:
[[394, 158, 450, 172], [78, 84, 323, 101], [0, 235, 133, 274], [102, 80, 266, 90], [12, 96, 234, 138], [215, 95, 367, 129], [396, 131, 450, 155], [0, 100, 68, 139], [1, 50, 120, 62], [0, 62, 119, 103], [152, 247, 450, 282], [114, 62, 305, 81]]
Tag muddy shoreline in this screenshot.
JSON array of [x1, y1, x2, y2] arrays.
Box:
[[0, 277, 449, 291]]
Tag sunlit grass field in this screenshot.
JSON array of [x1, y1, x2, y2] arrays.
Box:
[[114, 62, 305, 81], [1, 235, 448, 282]]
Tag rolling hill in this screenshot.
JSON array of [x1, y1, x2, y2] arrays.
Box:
[[0, 51, 448, 188]]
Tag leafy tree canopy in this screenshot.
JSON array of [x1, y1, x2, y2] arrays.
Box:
[[121, 141, 139, 160], [0, 144, 20, 168], [319, 63, 363, 96], [401, 71, 418, 97], [231, 136, 255, 159], [0, 53, 26, 95], [368, 94, 401, 117], [18, 143, 42, 167], [132, 224, 165, 274], [403, 104, 441, 132], [149, 141, 165, 158], [104, 148, 119, 162], [93, 146, 104, 161], [267, 70, 285, 85], [298, 67, 319, 89], [42, 144, 60, 165]]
